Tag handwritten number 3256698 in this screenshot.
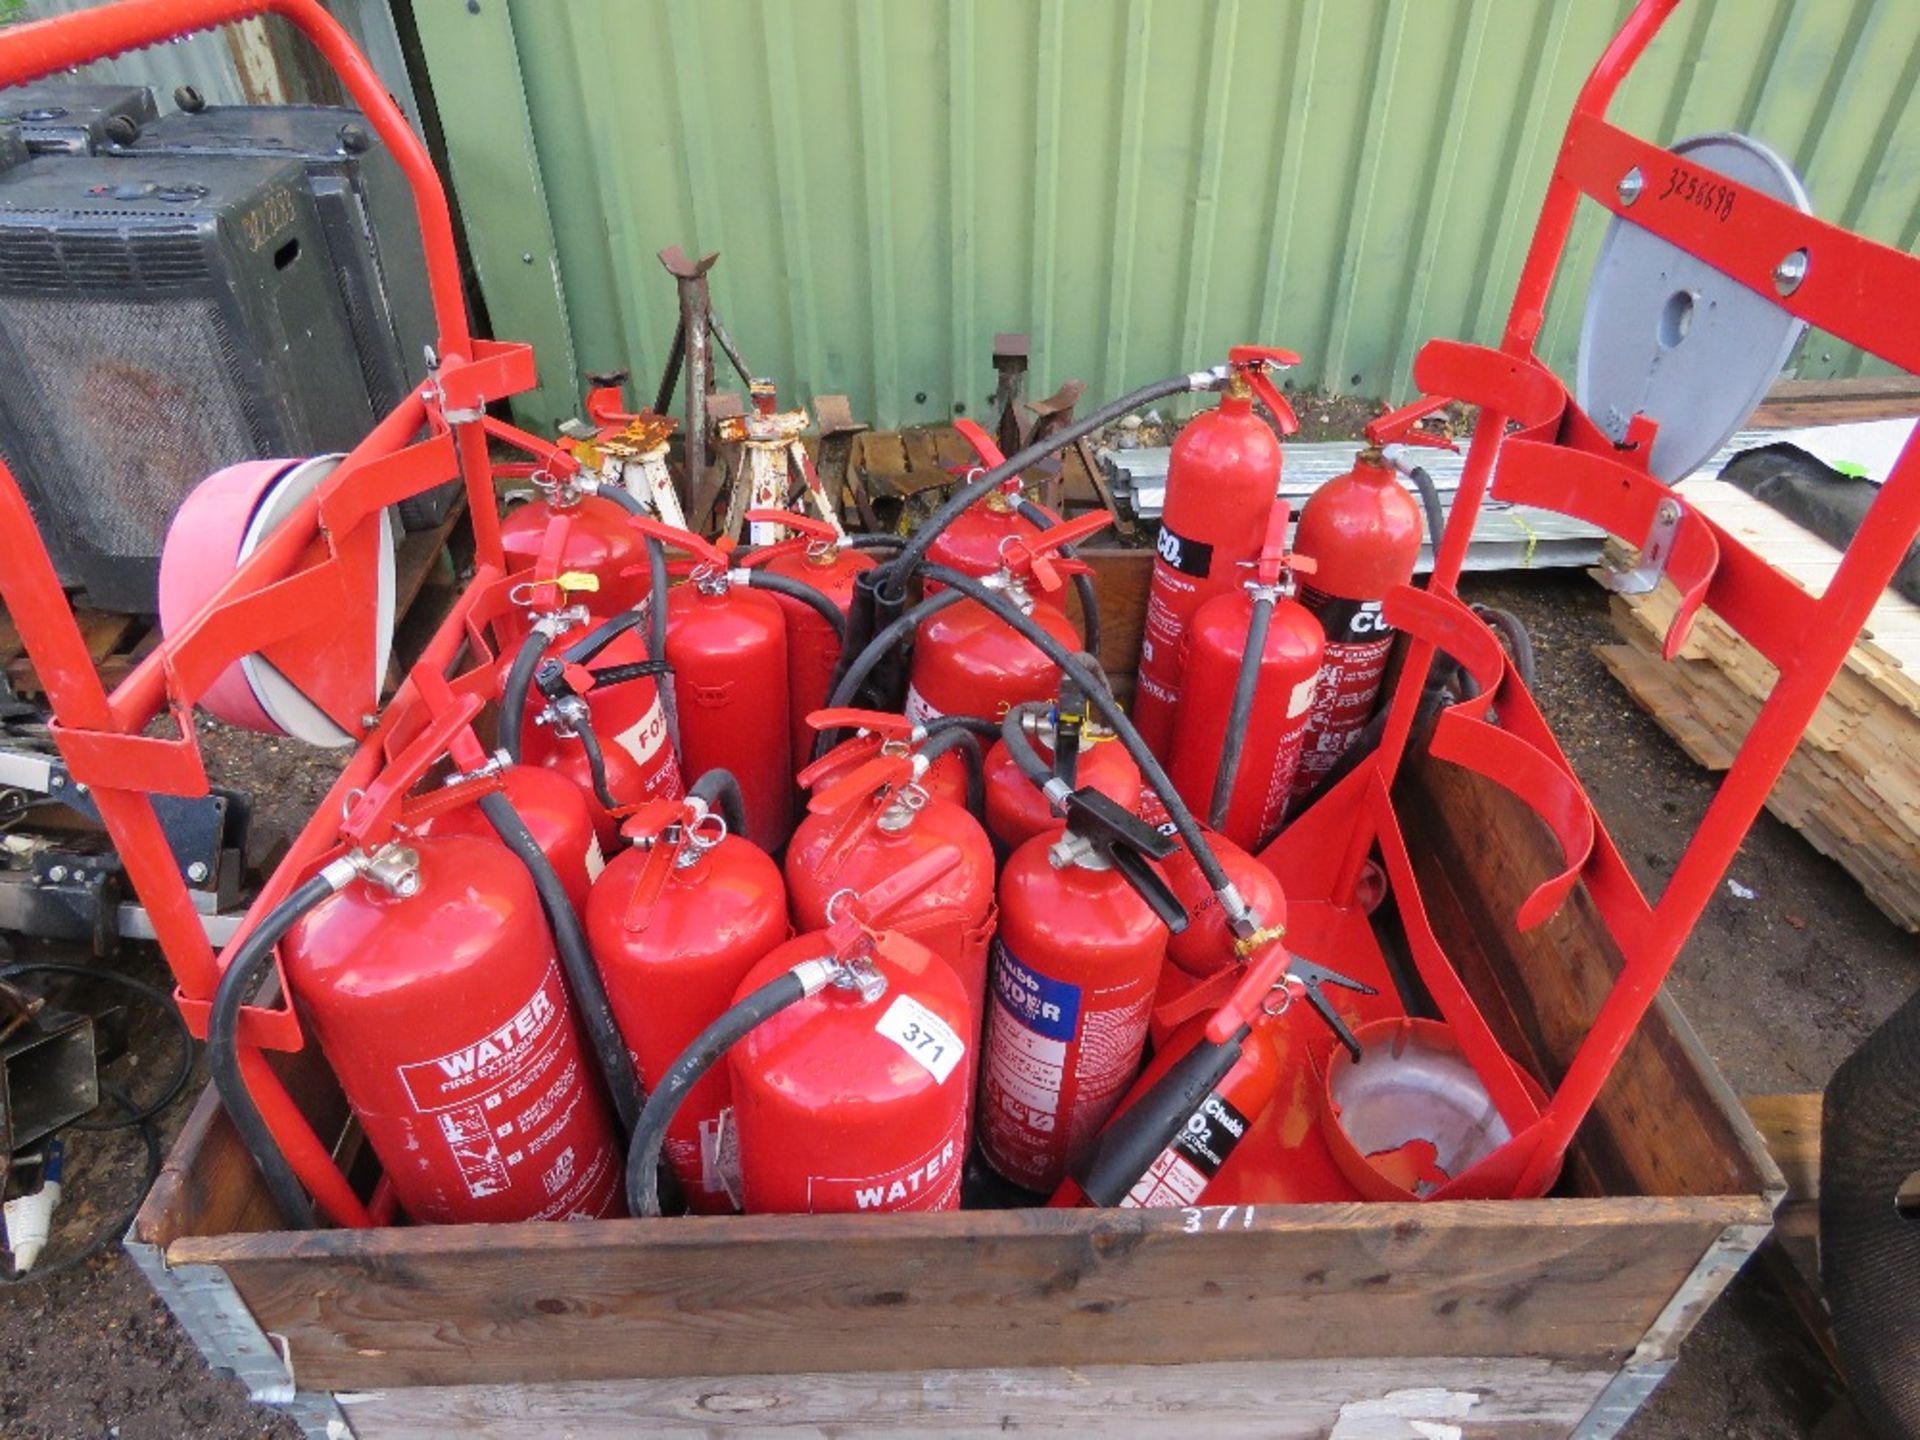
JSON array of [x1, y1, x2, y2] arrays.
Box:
[[1658, 164, 1735, 223]]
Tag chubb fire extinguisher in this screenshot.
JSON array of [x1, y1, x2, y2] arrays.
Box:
[[796, 708, 975, 812], [585, 777, 788, 1212], [624, 853, 974, 1218], [742, 509, 878, 772], [979, 788, 1187, 1191], [280, 828, 627, 1224], [1289, 401, 1455, 802], [924, 418, 1069, 612], [786, 742, 996, 1022], [906, 510, 1108, 726], [1164, 500, 1325, 850], [1132, 346, 1300, 756], [629, 517, 799, 851]]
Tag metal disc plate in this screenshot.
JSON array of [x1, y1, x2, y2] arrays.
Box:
[[1576, 131, 1812, 482]]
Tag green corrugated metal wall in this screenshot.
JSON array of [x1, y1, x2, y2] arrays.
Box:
[[413, 0, 1920, 432]]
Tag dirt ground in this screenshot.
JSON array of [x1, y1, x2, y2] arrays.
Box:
[[0, 560, 1911, 1438]]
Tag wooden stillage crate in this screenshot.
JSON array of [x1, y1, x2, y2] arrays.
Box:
[[129, 551, 1781, 1440]]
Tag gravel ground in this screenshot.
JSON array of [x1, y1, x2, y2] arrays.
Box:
[[0, 562, 1909, 1438]]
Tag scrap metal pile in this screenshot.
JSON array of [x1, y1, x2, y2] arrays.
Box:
[[0, 0, 1915, 1243]]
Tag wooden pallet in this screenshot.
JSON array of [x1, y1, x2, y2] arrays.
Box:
[[1597, 480, 1920, 933]]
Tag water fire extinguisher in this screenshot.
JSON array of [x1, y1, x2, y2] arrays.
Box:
[[211, 699, 632, 1227], [924, 418, 1070, 612], [1164, 500, 1325, 850], [585, 774, 789, 1213], [905, 510, 1109, 727], [422, 743, 604, 913], [740, 509, 878, 773], [986, 677, 1142, 855], [624, 851, 974, 1217], [628, 516, 833, 851], [1131, 346, 1300, 756], [797, 708, 979, 812], [1054, 944, 1371, 1209], [785, 740, 996, 1022], [978, 788, 1188, 1192], [1289, 400, 1456, 802]]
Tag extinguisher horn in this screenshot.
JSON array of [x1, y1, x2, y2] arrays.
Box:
[[1053, 789, 1189, 932]]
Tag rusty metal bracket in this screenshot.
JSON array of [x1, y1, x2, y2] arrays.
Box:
[[991, 332, 1031, 459]]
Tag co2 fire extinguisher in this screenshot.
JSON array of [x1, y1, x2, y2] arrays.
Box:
[[624, 852, 973, 1217], [1131, 346, 1300, 757], [1164, 500, 1325, 850], [905, 510, 1109, 726], [786, 741, 996, 1022], [1150, 826, 1289, 1041], [741, 509, 878, 772], [1054, 945, 1371, 1210], [585, 775, 789, 1213], [978, 789, 1187, 1192], [1289, 401, 1455, 802]]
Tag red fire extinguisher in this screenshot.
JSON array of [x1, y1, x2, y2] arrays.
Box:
[[1052, 945, 1371, 1209], [727, 911, 974, 1215], [1152, 826, 1289, 1039], [585, 781, 789, 1213], [423, 750, 604, 913], [923, 418, 1068, 611], [1164, 501, 1325, 850], [796, 708, 975, 812], [628, 517, 795, 851], [1289, 401, 1455, 802], [500, 452, 654, 617], [984, 680, 1142, 854], [786, 746, 996, 1024], [1131, 346, 1300, 756], [741, 509, 878, 773], [280, 828, 626, 1224], [906, 509, 1109, 726], [978, 789, 1187, 1191]]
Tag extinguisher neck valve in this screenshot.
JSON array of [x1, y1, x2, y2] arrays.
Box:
[[830, 952, 890, 1005], [983, 569, 1035, 615], [876, 783, 929, 833], [443, 751, 508, 786], [1219, 884, 1257, 940], [787, 957, 842, 998], [1188, 364, 1231, 392], [529, 604, 590, 638], [541, 694, 589, 738], [351, 841, 422, 899], [532, 468, 586, 510]]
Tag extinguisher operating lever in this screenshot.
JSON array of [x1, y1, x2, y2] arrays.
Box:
[[1225, 344, 1303, 436], [1288, 957, 1374, 1064], [1363, 395, 1458, 452], [1056, 789, 1189, 933]]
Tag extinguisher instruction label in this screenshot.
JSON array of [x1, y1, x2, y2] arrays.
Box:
[[1121, 1090, 1252, 1209], [1294, 585, 1396, 797], [983, 943, 1078, 1136], [874, 995, 966, 1085], [806, 1115, 965, 1213]]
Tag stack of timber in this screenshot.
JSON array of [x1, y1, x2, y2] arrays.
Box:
[[1596, 477, 1920, 932]]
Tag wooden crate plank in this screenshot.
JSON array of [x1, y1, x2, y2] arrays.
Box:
[[164, 1193, 1754, 1391], [343, 1355, 1612, 1440]]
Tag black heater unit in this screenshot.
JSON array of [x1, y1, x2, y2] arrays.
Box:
[[0, 82, 158, 155], [0, 123, 26, 175], [0, 153, 375, 613]]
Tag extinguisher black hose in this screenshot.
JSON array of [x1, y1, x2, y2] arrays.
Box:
[[558, 606, 649, 666], [1001, 702, 1063, 813], [586, 659, 674, 688], [570, 711, 623, 813], [845, 533, 906, 551], [735, 568, 848, 644], [208, 870, 341, 1231], [479, 791, 644, 1134], [921, 564, 1238, 900], [1207, 591, 1275, 832], [1404, 464, 1447, 557], [914, 723, 985, 815], [812, 586, 967, 760], [497, 627, 548, 763], [626, 971, 812, 1217], [881, 371, 1202, 602], [1014, 499, 1104, 659], [1472, 603, 1537, 690], [687, 767, 750, 838]]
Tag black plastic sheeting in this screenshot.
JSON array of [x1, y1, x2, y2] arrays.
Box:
[[1718, 442, 1920, 607]]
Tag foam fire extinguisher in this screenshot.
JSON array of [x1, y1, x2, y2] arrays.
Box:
[[797, 707, 980, 812], [905, 510, 1109, 726], [1289, 399, 1455, 802], [741, 509, 878, 773], [986, 676, 1142, 854], [1164, 500, 1325, 851], [210, 700, 632, 1227], [628, 516, 843, 852], [786, 738, 996, 1022], [1053, 943, 1371, 1209], [585, 773, 789, 1213], [1131, 346, 1300, 757], [624, 851, 973, 1217], [978, 788, 1187, 1192]]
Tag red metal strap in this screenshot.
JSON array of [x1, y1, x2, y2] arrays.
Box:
[[49, 713, 209, 798], [316, 433, 459, 539], [1411, 340, 1565, 432], [436, 340, 539, 416]]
